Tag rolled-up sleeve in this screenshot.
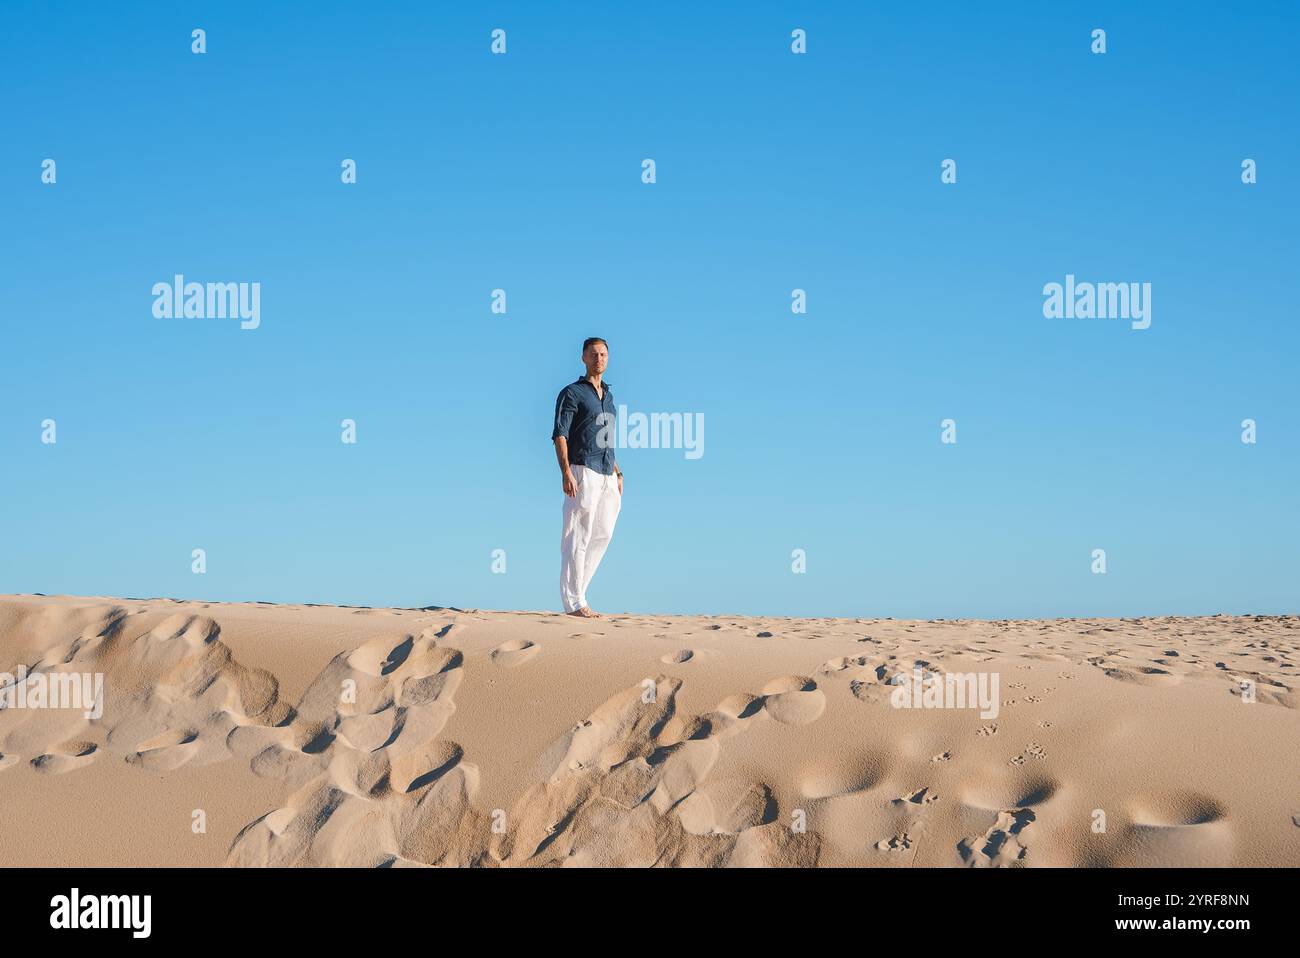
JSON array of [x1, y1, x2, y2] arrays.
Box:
[[551, 387, 576, 441]]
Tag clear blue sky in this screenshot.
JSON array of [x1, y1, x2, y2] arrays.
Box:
[[2, 1, 1296, 619]]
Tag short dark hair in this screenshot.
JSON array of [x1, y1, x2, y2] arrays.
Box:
[[582, 337, 608, 353]]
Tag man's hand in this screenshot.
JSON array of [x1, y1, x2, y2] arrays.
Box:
[[562, 469, 577, 498]]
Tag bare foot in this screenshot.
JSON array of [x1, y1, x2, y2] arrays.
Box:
[[582, 606, 602, 618], [566, 608, 597, 618]]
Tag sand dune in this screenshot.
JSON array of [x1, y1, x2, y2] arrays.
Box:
[[0, 594, 1296, 867]]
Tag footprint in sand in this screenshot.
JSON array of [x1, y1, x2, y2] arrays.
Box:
[[760, 675, 826, 726], [390, 740, 465, 793], [335, 706, 400, 752], [932, 751, 952, 763], [125, 729, 201, 772], [976, 724, 999, 737], [848, 672, 892, 704], [420, 623, 456, 642], [1129, 791, 1226, 828], [958, 809, 1036, 866], [661, 649, 694, 664], [348, 634, 414, 677], [1101, 665, 1181, 687], [31, 741, 99, 774], [491, 639, 540, 668], [818, 654, 875, 674], [876, 831, 915, 852], [675, 779, 775, 835], [0, 753, 19, 772], [1126, 791, 1233, 864]]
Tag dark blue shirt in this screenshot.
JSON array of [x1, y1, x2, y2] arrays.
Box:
[[552, 377, 618, 475]]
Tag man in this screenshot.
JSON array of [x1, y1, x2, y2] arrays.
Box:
[[551, 337, 624, 618]]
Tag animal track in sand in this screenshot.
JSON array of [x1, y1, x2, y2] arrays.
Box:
[[892, 787, 940, 806], [976, 724, 999, 737]]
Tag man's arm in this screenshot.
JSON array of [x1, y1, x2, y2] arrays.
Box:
[[554, 437, 577, 497], [552, 388, 578, 497]]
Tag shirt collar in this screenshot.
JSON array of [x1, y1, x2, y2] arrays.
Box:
[[576, 376, 612, 393]]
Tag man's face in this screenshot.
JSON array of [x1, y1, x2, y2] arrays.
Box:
[[583, 343, 608, 375]]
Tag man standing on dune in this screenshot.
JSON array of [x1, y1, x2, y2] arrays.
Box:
[[552, 337, 623, 618]]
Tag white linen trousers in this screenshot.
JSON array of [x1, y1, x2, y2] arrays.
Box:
[[560, 465, 621, 612]]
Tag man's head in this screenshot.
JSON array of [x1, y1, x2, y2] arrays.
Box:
[[582, 337, 608, 377]]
